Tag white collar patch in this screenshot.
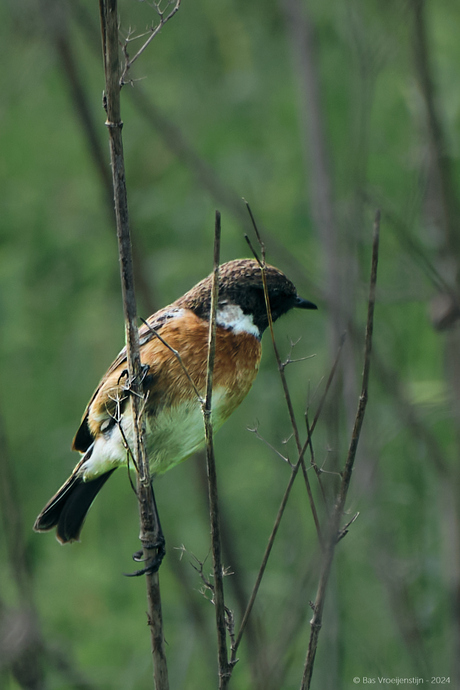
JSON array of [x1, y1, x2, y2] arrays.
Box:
[[216, 304, 260, 337]]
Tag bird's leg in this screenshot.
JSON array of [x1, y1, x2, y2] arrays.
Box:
[[125, 480, 166, 577]]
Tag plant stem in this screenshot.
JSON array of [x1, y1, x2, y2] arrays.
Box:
[[202, 213, 232, 688], [98, 2, 168, 687], [300, 211, 380, 690]]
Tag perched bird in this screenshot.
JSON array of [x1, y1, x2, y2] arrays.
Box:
[[34, 259, 317, 545]]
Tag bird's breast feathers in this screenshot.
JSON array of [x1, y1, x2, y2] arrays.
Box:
[[79, 309, 261, 479]]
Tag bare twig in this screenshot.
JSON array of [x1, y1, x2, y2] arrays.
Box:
[[336, 511, 360, 542], [300, 210, 380, 690], [303, 333, 346, 508], [201, 212, 234, 688], [193, 453, 272, 690], [70, 1, 319, 304], [232, 447, 305, 657], [232, 317, 344, 658], [248, 425, 293, 467], [120, 0, 181, 86], [304, 411, 328, 507], [245, 201, 323, 544], [98, 1, 168, 687]]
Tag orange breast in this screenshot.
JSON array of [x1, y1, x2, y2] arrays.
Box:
[[87, 311, 262, 438]]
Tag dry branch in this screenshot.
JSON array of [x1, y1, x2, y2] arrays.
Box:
[[233, 209, 345, 659], [300, 211, 380, 690], [201, 213, 234, 688], [244, 204, 322, 543], [232, 332, 343, 658], [98, 1, 169, 687], [120, 0, 181, 86]]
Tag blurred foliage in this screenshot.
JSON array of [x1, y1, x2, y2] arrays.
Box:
[[1, 0, 460, 688]]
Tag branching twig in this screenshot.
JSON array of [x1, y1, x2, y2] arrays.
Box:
[[98, 1, 169, 687], [232, 283, 344, 659], [300, 210, 380, 690], [120, 0, 181, 86], [191, 554, 237, 654], [245, 201, 323, 545]]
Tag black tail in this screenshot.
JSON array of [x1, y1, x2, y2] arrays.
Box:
[[34, 452, 115, 543]]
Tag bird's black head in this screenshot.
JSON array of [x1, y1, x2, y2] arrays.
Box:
[[180, 259, 317, 337]]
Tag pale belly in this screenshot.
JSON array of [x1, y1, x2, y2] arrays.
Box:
[[80, 387, 234, 480]]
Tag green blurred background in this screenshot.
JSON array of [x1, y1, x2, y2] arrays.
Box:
[[1, 0, 460, 688]]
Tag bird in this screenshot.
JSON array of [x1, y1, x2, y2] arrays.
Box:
[[33, 259, 317, 546]]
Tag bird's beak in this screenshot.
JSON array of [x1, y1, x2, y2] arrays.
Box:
[[294, 296, 318, 310]]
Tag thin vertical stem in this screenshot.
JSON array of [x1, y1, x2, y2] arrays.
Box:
[[232, 317, 344, 659], [300, 211, 380, 690], [98, 2, 168, 687], [202, 213, 231, 687], [244, 203, 322, 544]]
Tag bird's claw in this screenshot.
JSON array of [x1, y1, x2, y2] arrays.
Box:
[[124, 538, 166, 577]]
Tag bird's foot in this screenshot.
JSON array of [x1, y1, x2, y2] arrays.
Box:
[[124, 536, 166, 577]]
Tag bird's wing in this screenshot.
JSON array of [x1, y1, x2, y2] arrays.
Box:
[[72, 305, 182, 452]]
